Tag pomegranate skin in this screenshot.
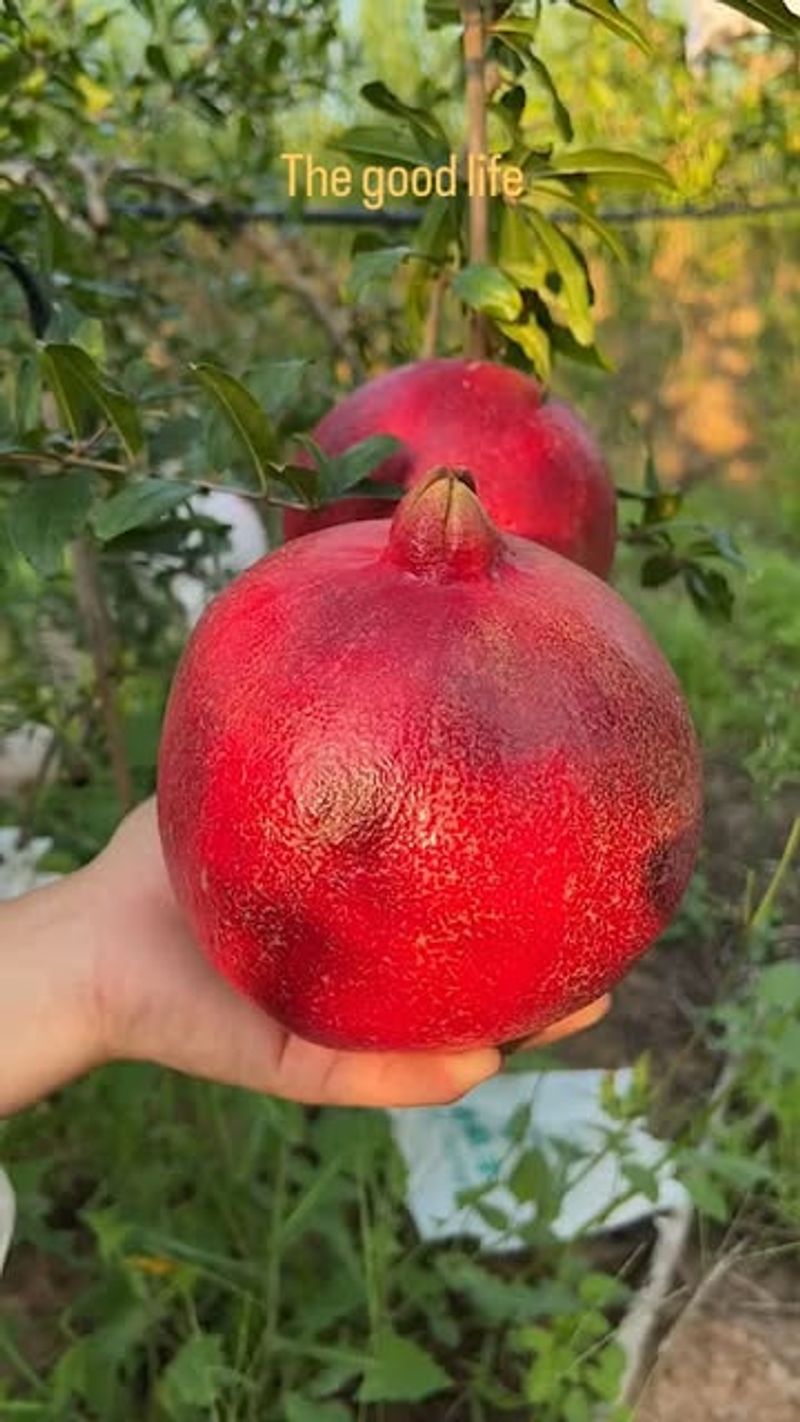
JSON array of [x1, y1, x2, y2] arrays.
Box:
[[158, 475, 701, 1052], [283, 358, 617, 578]]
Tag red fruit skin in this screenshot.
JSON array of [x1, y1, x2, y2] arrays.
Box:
[[158, 491, 702, 1053], [283, 358, 617, 577]]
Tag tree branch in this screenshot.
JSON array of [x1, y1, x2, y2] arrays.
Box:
[[2, 449, 128, 477], [461, 0, 490, 359]]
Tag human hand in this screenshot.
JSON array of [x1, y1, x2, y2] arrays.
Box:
[[0, 798, 609, 1115]]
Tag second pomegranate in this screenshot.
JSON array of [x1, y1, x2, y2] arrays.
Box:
[[284, 358, 617, 578]]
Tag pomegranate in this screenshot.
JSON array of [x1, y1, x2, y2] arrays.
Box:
[[158, 470, 701, 1052], [284, 358, 617, 578]]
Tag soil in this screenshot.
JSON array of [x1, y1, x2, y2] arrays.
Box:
[[636, 1253, 800, 1422]]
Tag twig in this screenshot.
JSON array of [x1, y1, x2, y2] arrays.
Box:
[[633, 1241, 747, 1415], [1, 449, 128, 477], [614, 1204, 694, 1407], [461, 0, 490, 359], [749, 815, 800, 933], [69, 154, 110, 231], [611, 1059, 738, 1410], [71, 537, 134, 813], [1, 448, 312, 512], [610, 811, 800, 1410], [0, 160, 74, 225]]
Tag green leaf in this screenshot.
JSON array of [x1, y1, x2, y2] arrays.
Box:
[[344, 246, 410, 304], [683, 1167, 729, 1222], [321, 436, 404, 500], [308, 1358, 362, 1399], [686, 527, 746, 571], [716, 0, 799, 40], [521, 208, 594, 345], [82, 1206, 132, 1263], [702, 1149, 769, 1191], [683, 564, 734, 622], [497, 83, 527, 129], [425, 0, 461, 25], [39, 343, 142, 458], [489, 16, 541, 41], [91, 478, 194, 542], [268, 462, 321, 506], [145, 42, 173, 82], [150, 414, 203, 465], [499, 205, 548, 290], [284, 1397, 352, 1422], [545, 147, 675, 190], [506, 1102, 533, 1145], [567, 0, 652, 54], [528, 181, 629, 265], [644, 496, 684, 527], [358, 1333, 451, 1404], [498, 316, 551, 380], [772, 1020, 800, 1071], [474, 1200, 511, 1232], [437, 1254, 576, 1324], [564, 1386, 592, 1422], [453, 263, 523, 322], [644, 448, 661, 494], [549, 324, 612, 371], [7, 470, 95, 574], [621, 1160, 661, 1202], [335, 125, 426, 169], [360, 80, 449, 160], [526, 55, 573, 142], [158, 1333, 226, 1413], [14, 354, 41, 434], [579, 1271, 630, 1309], [245, 359, 311, 423], [756, 961, 800, 1010], [641, 552, 681, 587], [508, 1149, 558, 1209], [413, 193, 458, 263], [191, 362, 276, 492]]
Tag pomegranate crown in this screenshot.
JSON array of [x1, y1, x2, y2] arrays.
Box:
[[383, 467, 502, 582]]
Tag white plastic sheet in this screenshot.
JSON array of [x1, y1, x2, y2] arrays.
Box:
[[390, 1068, 688, 1251], [0, 1169, 15, 1276]]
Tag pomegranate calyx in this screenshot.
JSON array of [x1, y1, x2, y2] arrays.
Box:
[[383, 466, 502, 582]]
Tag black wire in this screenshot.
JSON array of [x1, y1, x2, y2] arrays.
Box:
[[107, 195, 800, 228], [0, 243, 52, 336]]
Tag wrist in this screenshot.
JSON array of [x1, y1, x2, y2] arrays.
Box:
[[0, 866, 108, 1115]]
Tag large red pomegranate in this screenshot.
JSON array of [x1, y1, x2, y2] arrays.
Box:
[[284, 358, 617, 578], [158, 470, 701, 1052]]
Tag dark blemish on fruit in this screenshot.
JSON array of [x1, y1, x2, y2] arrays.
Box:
[[292, 749, 399, 850], [644, 825, 698, 918]]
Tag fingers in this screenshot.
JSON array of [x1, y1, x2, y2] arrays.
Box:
[[514, 994, 612, 1051], [276, 1036, 502, 1109], [113, 908, 501, 1108]]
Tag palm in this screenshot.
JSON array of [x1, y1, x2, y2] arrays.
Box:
[[89, 800, 606, 1108]]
